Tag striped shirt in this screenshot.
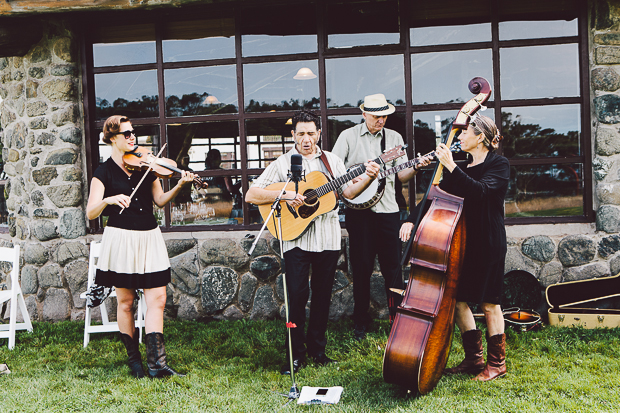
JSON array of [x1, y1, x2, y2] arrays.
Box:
[[332, 122, 407, 213], [251, 147, 348, 253]]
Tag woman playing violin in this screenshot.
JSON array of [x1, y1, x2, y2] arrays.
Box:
[[400, 115, 510, 382], [86, 115, 197, 378]]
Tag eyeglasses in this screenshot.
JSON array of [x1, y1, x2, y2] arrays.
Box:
[[119, 130, 136, 139]]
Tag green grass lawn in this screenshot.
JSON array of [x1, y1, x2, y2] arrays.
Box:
[[1, 319, 619, 412]]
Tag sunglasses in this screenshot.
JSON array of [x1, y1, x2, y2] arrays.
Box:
[[119, 130, 136, 139]]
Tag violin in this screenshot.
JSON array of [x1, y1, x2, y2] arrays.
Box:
[[122, 145, 208, 189]]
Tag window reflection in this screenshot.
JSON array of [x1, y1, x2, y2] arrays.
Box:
[[163, 18, 235, 62], [93, 24, 156, 67], [500, 44, 579, 100], [411, 23, 491, 47], [506, 164, 583, 217], [327, 0, 399, 48], [327, 115, 364, 149], [170, 175, 244, 226], [411, 49, 493, 105], [244, 61, 319, 112], [502, 105, 581, 159], [240, 4, 317, 56], [167, 122, 240, 172], [165, 66, 238, 116], [246, 118, 295, 169], [95, 71, 159, 120], [499, 19, 577, 41], [326, 55, 405, 108]]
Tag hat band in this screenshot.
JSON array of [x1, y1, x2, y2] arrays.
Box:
[[364, 105, 389, 112]]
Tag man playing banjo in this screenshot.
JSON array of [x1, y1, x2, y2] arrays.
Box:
[[332, 93, 430, 340]]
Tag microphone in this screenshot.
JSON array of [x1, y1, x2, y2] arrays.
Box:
[[290, 154, 303, 194]]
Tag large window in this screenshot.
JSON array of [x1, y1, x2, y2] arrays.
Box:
[[83, 0, 590, 231]]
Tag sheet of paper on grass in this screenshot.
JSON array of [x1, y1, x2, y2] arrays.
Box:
[[297, 386, 343, 405]]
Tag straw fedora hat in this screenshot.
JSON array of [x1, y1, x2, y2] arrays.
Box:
[[359, 93, 395, 116]]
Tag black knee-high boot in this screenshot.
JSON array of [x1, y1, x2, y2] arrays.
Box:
[[119, 328, 146, 379], [145, 332, 185, 378]]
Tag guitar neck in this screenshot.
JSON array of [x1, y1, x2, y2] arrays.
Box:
[[312, 155, 382, 197]]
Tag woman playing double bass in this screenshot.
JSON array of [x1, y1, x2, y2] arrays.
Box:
[[400, 114, 510, 382], [86, 115, 197, 378]]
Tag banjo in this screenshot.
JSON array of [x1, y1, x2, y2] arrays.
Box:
[[341, 142, 462, 210]]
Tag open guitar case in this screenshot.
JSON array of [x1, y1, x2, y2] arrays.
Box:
[[546, 272, 620, 328]]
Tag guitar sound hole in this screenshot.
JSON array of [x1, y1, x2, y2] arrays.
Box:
[[304, 190, 318, 207]]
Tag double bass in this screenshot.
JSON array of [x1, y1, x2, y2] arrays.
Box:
[[382, 77, 492, 394]]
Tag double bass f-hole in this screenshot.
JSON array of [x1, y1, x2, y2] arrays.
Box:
[[382, 77, 492, 395]]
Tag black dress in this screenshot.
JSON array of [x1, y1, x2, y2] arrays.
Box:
[[408, 151, 510, 304]]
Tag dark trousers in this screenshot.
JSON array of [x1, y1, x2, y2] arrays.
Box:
[[283, 247, 339, 360], [346, 209, 403, 326]]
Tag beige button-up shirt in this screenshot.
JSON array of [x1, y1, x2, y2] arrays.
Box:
[[250, 147, 348, 253], [331, 122, 407, 213]]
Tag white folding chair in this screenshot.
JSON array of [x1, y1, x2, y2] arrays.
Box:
[[0, 245, 33, 349], [80, 241, 147, 347]]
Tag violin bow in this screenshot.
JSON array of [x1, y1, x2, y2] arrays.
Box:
[[119, 143, 167, 214]]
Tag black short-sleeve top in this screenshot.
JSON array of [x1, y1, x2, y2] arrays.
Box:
[[92, 157, 158, 230]]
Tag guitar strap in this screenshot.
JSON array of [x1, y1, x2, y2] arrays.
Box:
[[318, 150, 335, 179]]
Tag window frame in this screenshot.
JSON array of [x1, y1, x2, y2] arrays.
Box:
[[80, 0, 592, 233]]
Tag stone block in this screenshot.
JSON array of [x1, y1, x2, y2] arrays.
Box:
[[21, 295, 38, 322], [504, 247, 539, 276], [31, 190, 44, 207], [369, 272, 387, 307], [26, 101, 47, 117], [332, 269, 349, 292], [59, 208, 86, 239], [596, 46, 620, 64], [558, 235, 596, 267], [64, 259, 88, 308], [53, 37, 73, 62], [328, 285, 354, 322], [596, 126, 620, 156], [521, 236, 555, 263], [599, 234, 620, 259], [62, 167, 82, 182], [41, 79, 74, 102], [219, 305, 244, 321], [610, 252, 620, 275], [594, 94, 620, 123], [33, 208, 58, 219], [593, 157, 613, 181], [249, 255, 280, 281], [32, 166, 58, 186], [165, 239, 196, 258], [596, 183, 620, 204], [35, 131, 55, 146], [59, 126, 82, 145], [170, 251, 199, 295], [28, 67, 45, 79], [177, 295, 201, 320], [201, 266, 238, 314], [198, 239, 249, 270], [50, 65, 76, 77], [8, 121, 26, 149], [249, 285, 278, 320], [592, 67, 620, 91], [51, 241, 88, 266], [24, 243, 49, 265], [28, 45, 51, 64], [563, 262, 610, 282], [539, 262, 563, 288], [20, 265, 38, 295], [44, 148, 78, 165], [42, 288, 70, 321], [29, 117, 48, 130], [240, 236, 269, 257], [238, 272, 258, 312], [51, 104, 78, 126], [26, 78, 40, 98], [46, 183, 82, 208], [597, 205, 620, 233], [32, 219, 58, 241], [38, 263, 62, 288]]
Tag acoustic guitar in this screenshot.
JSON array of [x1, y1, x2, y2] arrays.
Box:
[[258, 146, 406, 241]]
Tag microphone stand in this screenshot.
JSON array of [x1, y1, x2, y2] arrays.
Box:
[[247, 175, 300, 403]]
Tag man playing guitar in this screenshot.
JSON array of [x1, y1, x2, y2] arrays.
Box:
[[245, 110, 380, 374], [332, 93, 431, 340]]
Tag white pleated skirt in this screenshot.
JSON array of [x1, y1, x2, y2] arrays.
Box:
[[95, 226, 171, 289]]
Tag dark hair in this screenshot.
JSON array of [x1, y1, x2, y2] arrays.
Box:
[[102, 115, 130, 144], [205, 148, 222, 169], [291, 110, 320, 132]]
